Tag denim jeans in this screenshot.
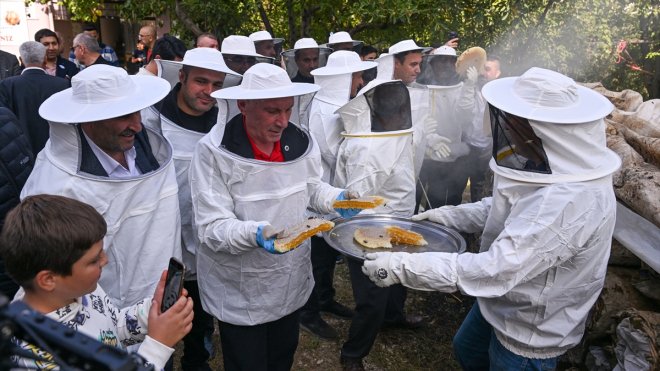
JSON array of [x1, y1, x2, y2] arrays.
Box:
[[453, 302, 558, 371]]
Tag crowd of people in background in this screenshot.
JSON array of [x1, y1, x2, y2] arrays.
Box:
[[0, 22, 620, 371]]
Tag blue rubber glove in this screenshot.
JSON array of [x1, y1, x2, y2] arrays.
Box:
[[334, 191, 361, 219], [256, 225, 281, 254]]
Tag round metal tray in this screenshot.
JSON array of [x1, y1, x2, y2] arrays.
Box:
[[323, 214, 466, 261]]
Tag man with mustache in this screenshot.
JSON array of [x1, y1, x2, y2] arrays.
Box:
[[21, 65, 182, 311]]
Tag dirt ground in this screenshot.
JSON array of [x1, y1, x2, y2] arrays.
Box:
[[174, 256, 476, 371]]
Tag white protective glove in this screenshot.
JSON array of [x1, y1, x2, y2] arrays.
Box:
[[425, 134, 452, 160], [465, 65, 479, 86], [362, 252, 406, 287], [412, 207, 453, 226]]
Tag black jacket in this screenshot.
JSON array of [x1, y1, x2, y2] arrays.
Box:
[[0, 107, 33, 225], [55, 56, 79, 80], [0, 108, 32, 298], [221, 113, 309, 161], [0, 50, 20, 80], [0, 68, 70, 154]]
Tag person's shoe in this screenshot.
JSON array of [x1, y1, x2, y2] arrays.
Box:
[[340, 356, 365, 371], [320, 300, 354, 319], [382, 314, 426, 330], [300, 316, 338, 340]]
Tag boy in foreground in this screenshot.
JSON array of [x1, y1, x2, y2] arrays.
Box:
[[0, 194, 194, 370]]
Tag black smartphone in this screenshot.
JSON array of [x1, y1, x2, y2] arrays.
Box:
[[448, 31, 459, 41], [161, 257, 185, 312]]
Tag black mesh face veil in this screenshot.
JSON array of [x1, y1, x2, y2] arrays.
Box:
[[489, 103, 551, 174], [366, 81, 412, 132]]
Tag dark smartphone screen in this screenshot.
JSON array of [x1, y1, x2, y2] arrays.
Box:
[[161, 257, 185, 312], [448, 31, 459, 41]]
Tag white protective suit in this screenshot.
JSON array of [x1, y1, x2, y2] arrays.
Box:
[[308, 72, 352, 185], [370, 112, 622, 358], [142, 107, 206, 278], [21, 122, 181, 308], [189, 121, 343, 326], [426, 83, 472, 162], [334, 80, 416, 217], [376, 53, 432, 176]]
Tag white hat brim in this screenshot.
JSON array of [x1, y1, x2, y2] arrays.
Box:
[[223, 50, 273, 60], [39, 75, 171, 123], [311, 60, 377, 76], [211, 82, 320, 100], [177, 60, 241, 76], [329, 40, 363, 47], [481, 77, 614, 123]]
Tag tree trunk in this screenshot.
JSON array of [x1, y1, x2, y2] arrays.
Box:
[[255, 0, 273, 36], [174, 0, 203, 37]]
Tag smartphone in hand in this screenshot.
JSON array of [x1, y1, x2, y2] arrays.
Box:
[[161, 257, 186, 312]]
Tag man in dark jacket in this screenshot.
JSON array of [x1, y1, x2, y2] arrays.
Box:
[[35, 28, 79, 80], [0, 50, 20, 80], [0, 41, 69, 154], [0, 107, 34, 298]]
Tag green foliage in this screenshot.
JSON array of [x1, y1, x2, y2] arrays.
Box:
[[55, 0, 658, 97]]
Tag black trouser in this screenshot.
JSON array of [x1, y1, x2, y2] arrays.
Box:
[[219, 310, 300, 371], [181, 280, 214, 371], [300, 236, 340, 321], [341, 258, 406, 360], [416, 157, 470, 213]]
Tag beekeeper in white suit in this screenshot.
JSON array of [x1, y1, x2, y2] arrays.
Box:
[[189, 63, 358, 371], [416, 46, 475, 209], [334, 79, 424, 370], [141, 47, 240, 370], [375, 39, 449, 177], [363, 67, 621, 369], [298, 51, 377, 341], [22, 65, 181, 308]]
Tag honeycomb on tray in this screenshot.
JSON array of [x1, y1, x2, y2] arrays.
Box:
[[353, 225, 427, 249], [332, 196, 387, 209], [274, 218, 335, 253]]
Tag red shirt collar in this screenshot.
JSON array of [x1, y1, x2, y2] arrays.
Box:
[[243, 117, 284, 162]]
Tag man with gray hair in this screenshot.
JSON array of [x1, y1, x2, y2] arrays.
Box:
[[0, 41, 69, 154], [72, 33, 111, 67]]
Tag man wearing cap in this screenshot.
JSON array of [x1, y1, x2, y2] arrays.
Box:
[[190, 63, 358, 371], [363, 67, 620, 369], [281, 38, 332, 84], [249, 30, 284, 59], [21, 65, 181, 309], [142, 47, 238, 371], [221, 35, 275, 75], [327, 31, 363, 52], [298, 51, 377, 340]]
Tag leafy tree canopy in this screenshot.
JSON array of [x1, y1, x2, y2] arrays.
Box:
[[45, 0, 660, 98]]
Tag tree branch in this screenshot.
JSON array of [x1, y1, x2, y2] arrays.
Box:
[[255, 0, 273, 36], [537, 0, 557, 26], [175, 0, 203, 36]]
